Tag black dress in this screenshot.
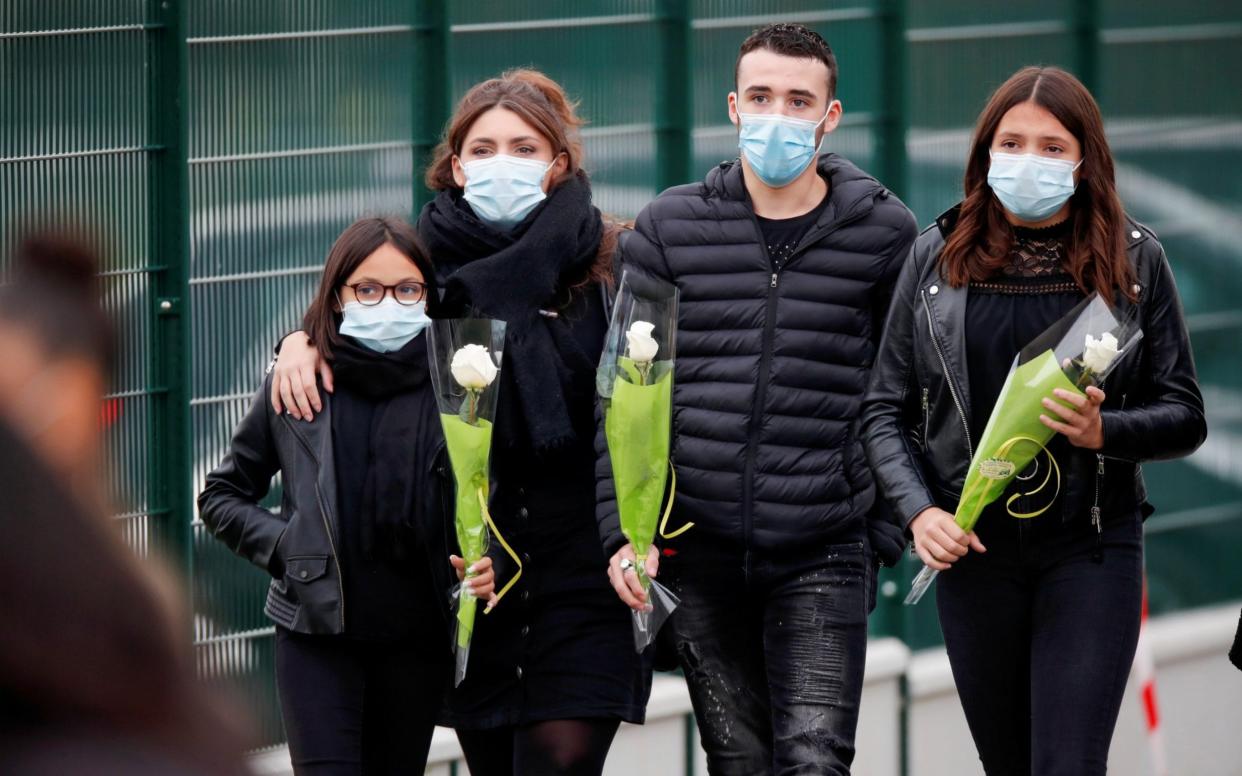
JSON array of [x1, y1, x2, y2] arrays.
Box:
[[440, 284, 653, 729]]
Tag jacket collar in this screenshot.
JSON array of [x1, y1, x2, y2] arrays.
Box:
[[708, 153, 886, 229]]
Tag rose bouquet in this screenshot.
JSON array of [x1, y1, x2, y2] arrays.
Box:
[[905, 293, 1142, 604], [427, 318, 521, 684], [597, 270, 691, 650]]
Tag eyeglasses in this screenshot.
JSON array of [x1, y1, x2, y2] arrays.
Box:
[[341, 281, 427, 306]]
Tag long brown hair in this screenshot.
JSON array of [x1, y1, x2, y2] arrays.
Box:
[[939, 66, 1134, 303], [425, 68, 617, 288], [302, 217, 438, 360]]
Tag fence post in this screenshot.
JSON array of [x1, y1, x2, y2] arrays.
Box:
[[877, 0, 909, 200], [414, 0, 451, 213], [1073, 0, 1101, 93], [654, 0, 692, 193], [146, 0, 193, 577]]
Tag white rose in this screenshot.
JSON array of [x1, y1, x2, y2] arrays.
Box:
[[625, 321, 659, 363], [451, 343, 498, 389], [1082, 331, 1120, 374]]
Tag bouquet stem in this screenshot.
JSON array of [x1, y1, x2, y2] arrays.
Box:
[[905, 566, 940, 605]]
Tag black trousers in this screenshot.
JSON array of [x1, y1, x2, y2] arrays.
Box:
[[275, 627, 450, 775], [663, 536, 874, 776], [937, 509, 1143, 776]]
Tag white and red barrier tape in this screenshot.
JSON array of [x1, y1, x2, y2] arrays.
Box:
[[1131, 575, 1167, 776]]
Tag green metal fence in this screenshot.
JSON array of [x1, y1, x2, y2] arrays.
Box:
[[3, 0, 1239, 750]]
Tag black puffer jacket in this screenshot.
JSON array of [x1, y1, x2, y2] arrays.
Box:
[[198, 372, 455, 636], [596, 155, 917, 563], [860, 206, 1207, 538]]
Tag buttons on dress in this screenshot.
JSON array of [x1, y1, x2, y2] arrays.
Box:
[[521, 590, 531, 603], [1132, 283, 1142, 295], [516, 666, 524, 680], [518, 507, 529, 520], [929, 285, 940, 296], [299, 570, 308, 579], [1131, 230, 1141, 239], [521, 625, 530, 637]]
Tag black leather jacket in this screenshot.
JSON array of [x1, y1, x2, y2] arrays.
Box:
[[197, 372, 455, 636], [861, 206, 1207, 540]]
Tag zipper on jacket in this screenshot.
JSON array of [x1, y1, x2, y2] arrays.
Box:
[[739, 203, 871, 557], [1091, 453, 1105, 562], [281, 415, 347, 631], [921, 289, 973, 465], [920, 387, 930, 452]]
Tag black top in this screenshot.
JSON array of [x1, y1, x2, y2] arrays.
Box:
[[332, 382, 440, 644], [755, 187, 831, 273], [966, 218, 1083, 523]]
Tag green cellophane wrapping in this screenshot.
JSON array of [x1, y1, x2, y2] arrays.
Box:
[[604, 357, 672, 592], [439, 414, 492, 663], [955, 349, 1083, 532]]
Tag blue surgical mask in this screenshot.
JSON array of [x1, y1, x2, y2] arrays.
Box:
[[987, 151, 1083, 222], [339, 298, 430, 353], [737, 105, 832, 188], [462, 154, 552, 229]]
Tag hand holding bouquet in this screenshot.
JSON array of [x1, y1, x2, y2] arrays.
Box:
[[905, 294, 1142, 605]]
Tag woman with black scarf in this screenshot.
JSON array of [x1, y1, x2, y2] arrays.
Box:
[[199, 217, 497, 775], [271, 72, 649, 775]]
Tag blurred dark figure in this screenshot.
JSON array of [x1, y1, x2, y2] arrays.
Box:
[[0, 235, 249, 774]]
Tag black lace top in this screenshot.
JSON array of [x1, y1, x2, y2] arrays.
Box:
[[964, 217, 1084, 527], [972, 218, 1081, 295]]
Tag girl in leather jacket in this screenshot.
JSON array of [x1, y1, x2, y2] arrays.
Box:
[[861, 67, 1205, 775]]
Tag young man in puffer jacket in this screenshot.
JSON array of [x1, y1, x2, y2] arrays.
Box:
[[596, 23, 917, 774]]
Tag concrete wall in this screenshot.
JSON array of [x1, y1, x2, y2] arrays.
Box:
[[251, 603, 1242, 776]]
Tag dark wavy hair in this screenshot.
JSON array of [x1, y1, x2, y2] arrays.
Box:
[[938, 66, 1135, 303]]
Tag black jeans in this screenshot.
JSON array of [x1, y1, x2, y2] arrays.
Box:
[[275, 627, 450, 775], [663, 536, 874, 775], [937, 510, 1143, 776]]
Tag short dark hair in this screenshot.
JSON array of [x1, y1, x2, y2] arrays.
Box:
[[735, 23, 838, 100], [302, 216, 439, 361], [0, 235, 114, 373]]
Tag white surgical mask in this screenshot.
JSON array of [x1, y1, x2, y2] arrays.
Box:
[[987, 151, 1082, 222], [462, 154, 552, 229], [339, 298, 430, 353], [737, 104, 833, 188]]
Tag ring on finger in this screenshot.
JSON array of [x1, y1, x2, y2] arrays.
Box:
[[619, 558, 635, 572]]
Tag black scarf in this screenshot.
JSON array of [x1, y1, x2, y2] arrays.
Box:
[[418, 173, 603, 455], [330, 334, 440, 559]]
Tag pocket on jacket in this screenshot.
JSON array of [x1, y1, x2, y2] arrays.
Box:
[[284, 555, 329, 584]]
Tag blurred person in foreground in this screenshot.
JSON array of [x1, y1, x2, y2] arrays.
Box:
[[0, 235, 249, 775]]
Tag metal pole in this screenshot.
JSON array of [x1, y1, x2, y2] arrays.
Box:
[[146, 0, 192, 576], [1074, 0, 1101, 93], [877, 0, 909, 199], [414, 0, 450, 214], [654, 0, 692, 192]]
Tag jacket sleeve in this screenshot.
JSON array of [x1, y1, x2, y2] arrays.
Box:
[[197, 377, 288, 577], [1099, 244, 1207, 462], [618, 202, 675, 284], [863, 209, 920, 565], [870, 204, 920, 350], [595, 399, 627, 558], [861, 241, 938, 535]]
